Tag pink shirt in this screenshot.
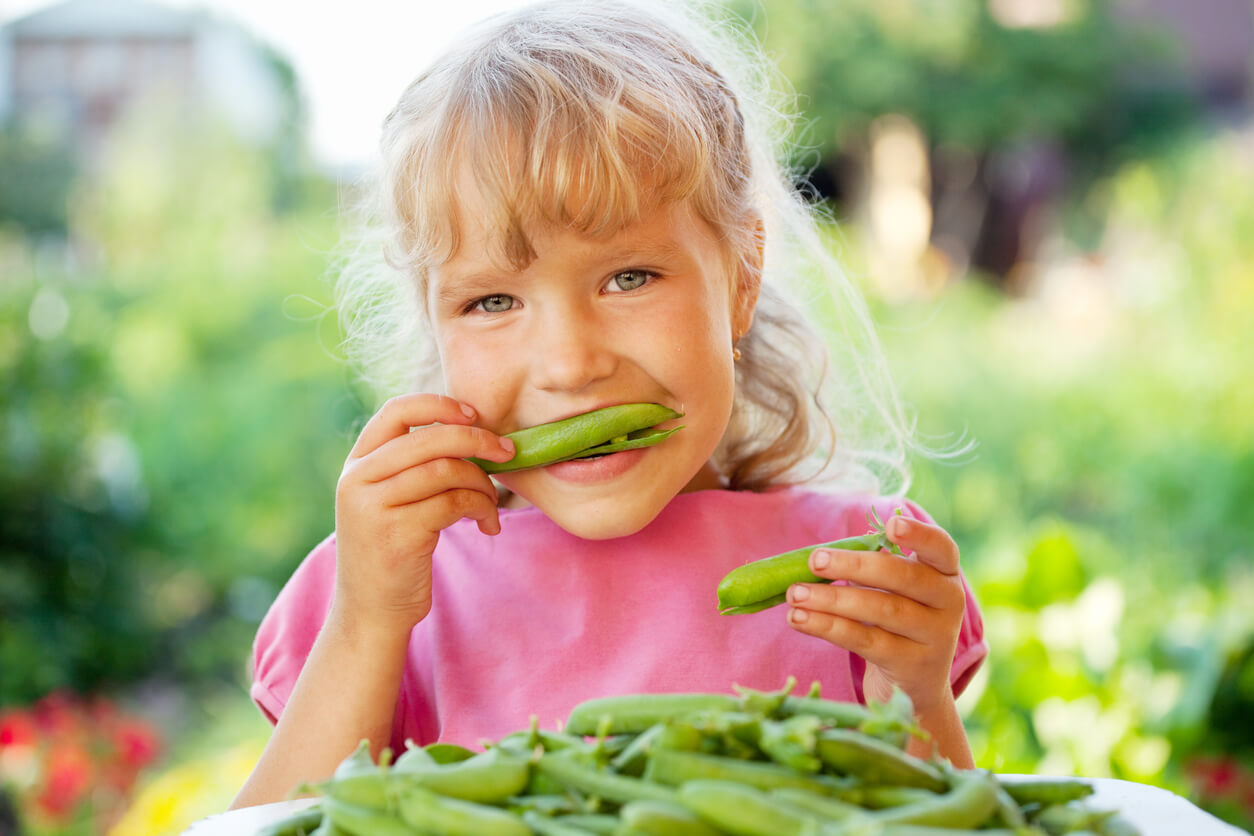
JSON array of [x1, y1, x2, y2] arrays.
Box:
[[251, 488, 987, 751]]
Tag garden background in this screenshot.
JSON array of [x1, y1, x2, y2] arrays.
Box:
[[1, 0, 1252, 833]]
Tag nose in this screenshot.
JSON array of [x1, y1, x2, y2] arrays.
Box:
[[526, 304, 618, 393]]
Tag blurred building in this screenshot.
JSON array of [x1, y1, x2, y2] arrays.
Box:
[[0, 0, 292, 165]]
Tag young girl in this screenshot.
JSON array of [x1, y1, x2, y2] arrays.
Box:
[[233, 0, 986, 807]]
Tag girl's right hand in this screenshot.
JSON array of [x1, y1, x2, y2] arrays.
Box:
[[332, 394, 516, 633]]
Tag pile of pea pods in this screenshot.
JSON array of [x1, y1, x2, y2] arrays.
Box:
[[257, 679, 1138, 836]]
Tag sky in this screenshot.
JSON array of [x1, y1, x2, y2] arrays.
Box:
[[0, 0, 536, 168]]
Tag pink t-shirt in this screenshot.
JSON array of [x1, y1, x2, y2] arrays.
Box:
[[251, 488, 987, 751]]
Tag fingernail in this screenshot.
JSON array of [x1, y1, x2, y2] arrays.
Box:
[[891, 516, 909, 536], [499, 437, 515, 453], [789, 584, 810, 603], [812, 549, 830, 570], [790, 608, 809, 624], [460, 403, 476, 419]]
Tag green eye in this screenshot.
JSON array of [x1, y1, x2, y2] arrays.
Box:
[[611, 271, 651, 292], [478, 294, 514, 313]]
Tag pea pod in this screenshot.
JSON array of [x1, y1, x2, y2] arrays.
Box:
[[321, 797, 417, 836], [717, 508, 906, 615], [851, 769, 1001, 831], [254, 804, 324, 836], [644, 748, 850, 796], [815, 729, 947, 792], [565, 692, 740, 736], [998, 776, 1094, 806], [396, 784, 531, 836], [617, 799, 728, 836], [536, 750, 679, 805], [676, 779, 825, 836], [469, 403, 683, 473]]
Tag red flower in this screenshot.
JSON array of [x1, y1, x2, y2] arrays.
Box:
[[0, 710, 36, 748], [35, 741, 94, 819], [111, 719, 160, 770]]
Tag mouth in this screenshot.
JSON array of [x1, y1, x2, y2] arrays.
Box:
[[470, 402, 684, 474]]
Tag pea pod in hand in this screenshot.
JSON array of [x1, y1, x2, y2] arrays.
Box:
[[469, 403, 683, 474], [717, 508, 906, 615]]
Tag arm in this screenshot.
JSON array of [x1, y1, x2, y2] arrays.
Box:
[[785, 512, 975, 766], [231, 394, 515, 808]]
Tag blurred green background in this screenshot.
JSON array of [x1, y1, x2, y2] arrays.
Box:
[[1, 0, 1253, 833]]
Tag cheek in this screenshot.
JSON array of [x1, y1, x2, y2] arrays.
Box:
[[437, 331, 501, 404]]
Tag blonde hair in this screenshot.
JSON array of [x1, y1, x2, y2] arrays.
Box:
[[334, 0, 923, 495]]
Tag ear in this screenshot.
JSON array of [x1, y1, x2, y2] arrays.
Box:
[[732, 215, 764, 338]]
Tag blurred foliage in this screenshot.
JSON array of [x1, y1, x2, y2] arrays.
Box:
[[2, 4, 1253, 833], [864, 126, 1254, 828], [731, 0, 1199, 181], [0, 103, 366, 709]]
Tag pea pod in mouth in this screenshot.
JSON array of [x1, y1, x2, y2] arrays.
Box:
[[470, 402, 684, 474]]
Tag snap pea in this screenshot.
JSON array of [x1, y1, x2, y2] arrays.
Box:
[[997, 777, 1094, 807], [617, 799, 728, 836], [768, 788, 866, 823], [521, 809, 604, 836], [851, 769, 1000, 831], [536, 750, 679, 805], [758, 715, 824, 773], [555, 812, 622, 833], [398, 746, 530, 803], [420, 742, 476, 764], [644, 748, 850, 796], [254, 804, 324, 836], [676, 779, 826, 836], [469, 403, 683, 474], [321, 797, 418, 836], [716, 508, 905, 615], [565, 693, 741, 736], [815, 729, 947, 792], [396, 783, 531, 836]]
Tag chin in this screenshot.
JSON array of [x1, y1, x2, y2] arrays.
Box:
[[536, 494, 669, 541]]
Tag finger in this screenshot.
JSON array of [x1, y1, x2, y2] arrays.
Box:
[[350, 394, 481, 458], [353, 422, 516, 483], [787, 604, 917, 661], [788, 583, 936, 644], [884, 515, 960, 576], [374, 457, 500, 510], [808, 549, 962, 610], [410, 487, 503, 537]]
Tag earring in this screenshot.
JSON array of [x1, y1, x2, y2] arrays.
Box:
[[732, 331, 743, 362]]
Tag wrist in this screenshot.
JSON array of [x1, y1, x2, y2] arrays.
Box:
[[326, 600, 421, 652]]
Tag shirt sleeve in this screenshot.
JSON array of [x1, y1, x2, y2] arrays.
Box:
[[847, 497, 988, 704], [249, 535, 339, 725]]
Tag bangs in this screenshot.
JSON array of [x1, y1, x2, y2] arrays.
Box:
[[387, 2, 749, 276]]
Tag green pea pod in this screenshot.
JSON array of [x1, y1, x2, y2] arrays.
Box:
[[397, 784, 530, 836], [645, 748, 850, 796], [254, 804, 324, 836], [617, 799, 728, 836], [469, 403, 683, 473], [717, 508, 906, 615], [321, 797, 417, 836], [998, 777, 1094, 806], [521, 810, 603, 836], [535, 750, 678, 805], [420, 742, 476, 764], [564, 692, 740, 736], [395, 746, 531, 803], [815, 729, 947, 792], [676, 780, 826, 836], [858, 769, 1000, 830]]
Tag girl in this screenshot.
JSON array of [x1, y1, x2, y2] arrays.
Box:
[[233, 0, 986, 808]]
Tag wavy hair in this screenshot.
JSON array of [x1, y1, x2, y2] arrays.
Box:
[[332, 0, 926, 496]]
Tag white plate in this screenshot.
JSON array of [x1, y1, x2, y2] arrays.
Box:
[[186, 776, 1250, 835]]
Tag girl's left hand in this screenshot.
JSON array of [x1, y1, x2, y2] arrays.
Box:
[[786, 514, 966, 714]]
